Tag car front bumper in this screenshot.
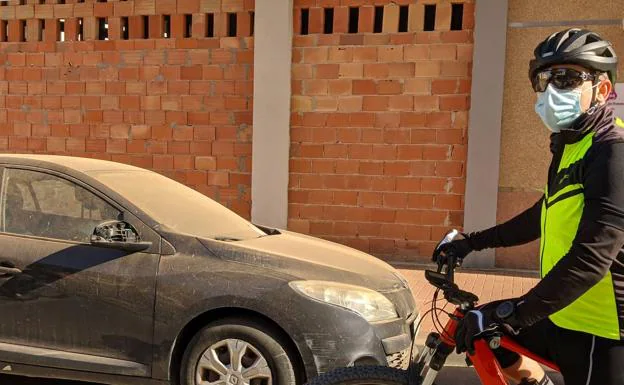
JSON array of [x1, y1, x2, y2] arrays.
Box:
[[285, 287, 419, 377]]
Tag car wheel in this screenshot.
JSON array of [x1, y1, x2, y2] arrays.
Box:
[[180, 318, 299, 385]]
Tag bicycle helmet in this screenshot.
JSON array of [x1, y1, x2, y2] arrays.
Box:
[[529, 28, 618, 84]]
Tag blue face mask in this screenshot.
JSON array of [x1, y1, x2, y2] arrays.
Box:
[[534, 83, 584, 133]]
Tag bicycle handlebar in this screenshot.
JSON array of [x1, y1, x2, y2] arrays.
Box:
[[427, 239, 479, 308]]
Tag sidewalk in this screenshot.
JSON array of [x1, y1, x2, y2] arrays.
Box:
[[396, 267, 540, 344]]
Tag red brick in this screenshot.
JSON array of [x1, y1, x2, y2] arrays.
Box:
[[140, 96, 161, 111], [404, 45, 430, 61], [352, 46, 377, 63], [422, 146, 450, 161], [128, 125, 150, 140], [377, 80, 403, 95], [189, 112, 211, 125], [327, 79, 352, 96], [84, 110, 103, 123], [308, 7, 323, 34], [94, 2, 114, 18], [173, 126, 194, 141], [8, 53, 26, 67], [170, 14, 186, 39], [145, 111, 166, 125], [400, 112, 427, 127], [101, 110, 122, 124], [352, 79, 376, 95], [151, 125, 172, 140], [208, 171, 229, 186], [430, 44, 457, 60], [105, 139, 127, 154], [338, 63, 363, 78], [457, 44, 474, 61], [126, 82, 147, 95], [195, 156, 216, 170], [316, 64, 339, 79], [168, 81, 191, 95], [414, 61, 441, 77], [426, 112, 453, 128], [47, 137, 66, 152], [435, 161, 464, 177], [363, 96, 389, 112], [441, 61, 470, 77], [397, 145, 423, 160], [437, 129, 465, 145], [388, 63, 415, 77], [109, 124, 129, 139], [413, 96, 439, 112], [82, 96, 101, 110], [42, 96, 61, 109], [389, 95, 414, 111], [166, 111, 188, 125], [328, 46, 352, 63], [168, 142, 190, 155], [441, 30, 472, 44], [152, 155, 173, 170], [432, 79, 458, 94], [333, 6, 348, 34], [358, 5, 375, 33], [364, 63, 389, 79], [124, 111, 145, 124], [135, 0, 156, 15], [8, 137, 28, 151], [375, 113, 401, 128], [440, 95, 470, 111], [378, 46, 404, 62]]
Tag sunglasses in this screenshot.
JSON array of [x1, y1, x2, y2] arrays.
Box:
[[531, 68, 599, 93]]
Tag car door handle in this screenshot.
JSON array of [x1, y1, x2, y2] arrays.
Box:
[[0, 266, 21, 275]]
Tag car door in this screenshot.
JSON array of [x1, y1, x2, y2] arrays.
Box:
[[0, 167, 160, 377]]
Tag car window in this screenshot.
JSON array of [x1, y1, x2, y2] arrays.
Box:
[[90, 170, 266, 241], [1, 169, 121, 243]]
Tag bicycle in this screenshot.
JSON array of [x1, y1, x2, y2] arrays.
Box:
[[306, 230, 561, 385]]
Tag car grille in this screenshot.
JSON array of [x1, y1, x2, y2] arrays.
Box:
[[387, 348, 410, 370]]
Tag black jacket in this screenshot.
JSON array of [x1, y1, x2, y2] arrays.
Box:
[[467, 105, 624, 336]]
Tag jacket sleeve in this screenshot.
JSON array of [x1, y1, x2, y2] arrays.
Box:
[[465, 196, 544, 251], [515, 142, 624, 328]]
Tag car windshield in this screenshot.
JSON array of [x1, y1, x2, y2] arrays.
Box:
[[89, 170, 266, 241]]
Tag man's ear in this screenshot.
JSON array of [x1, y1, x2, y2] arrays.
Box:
[[596, 76, 613, 104]]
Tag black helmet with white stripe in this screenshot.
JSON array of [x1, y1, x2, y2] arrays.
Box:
[[529, 28, 618, 84]]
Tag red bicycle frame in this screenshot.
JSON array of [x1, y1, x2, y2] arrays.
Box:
[[437, 310, 560, 385]]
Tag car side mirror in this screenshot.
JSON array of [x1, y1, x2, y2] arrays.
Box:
[[90, 220, 152, 253]]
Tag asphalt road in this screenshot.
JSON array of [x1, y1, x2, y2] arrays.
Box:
[[0, 368, 565, 385]]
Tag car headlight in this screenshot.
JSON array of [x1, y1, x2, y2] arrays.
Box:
[[289, 280, 398, 322]]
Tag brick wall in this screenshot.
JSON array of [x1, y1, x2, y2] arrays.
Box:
[[0, 0, 476, 264], [288, 0, 474, 263], [0, 0, 254, 217]]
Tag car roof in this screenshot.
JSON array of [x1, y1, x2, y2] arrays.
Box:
[[0, 154, 145, 174]]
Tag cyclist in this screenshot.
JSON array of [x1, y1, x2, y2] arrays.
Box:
[[437, 28, 624, 385]]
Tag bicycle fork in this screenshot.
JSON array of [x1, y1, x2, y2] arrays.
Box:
[[410, 332, 455, 385]]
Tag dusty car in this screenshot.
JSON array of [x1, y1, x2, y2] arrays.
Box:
[[0, 154, 419, 385]]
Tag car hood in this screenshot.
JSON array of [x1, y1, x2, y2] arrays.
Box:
[[199, 230, 407, 293]]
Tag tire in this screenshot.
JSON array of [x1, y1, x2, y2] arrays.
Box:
[[180, 318, 298, 385], [305, 367, 409, 385]]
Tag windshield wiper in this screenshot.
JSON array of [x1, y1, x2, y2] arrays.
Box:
[[214, 236, 243, 242]]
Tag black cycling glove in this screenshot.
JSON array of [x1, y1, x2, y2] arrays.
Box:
[[432, 237, 474, 264]]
